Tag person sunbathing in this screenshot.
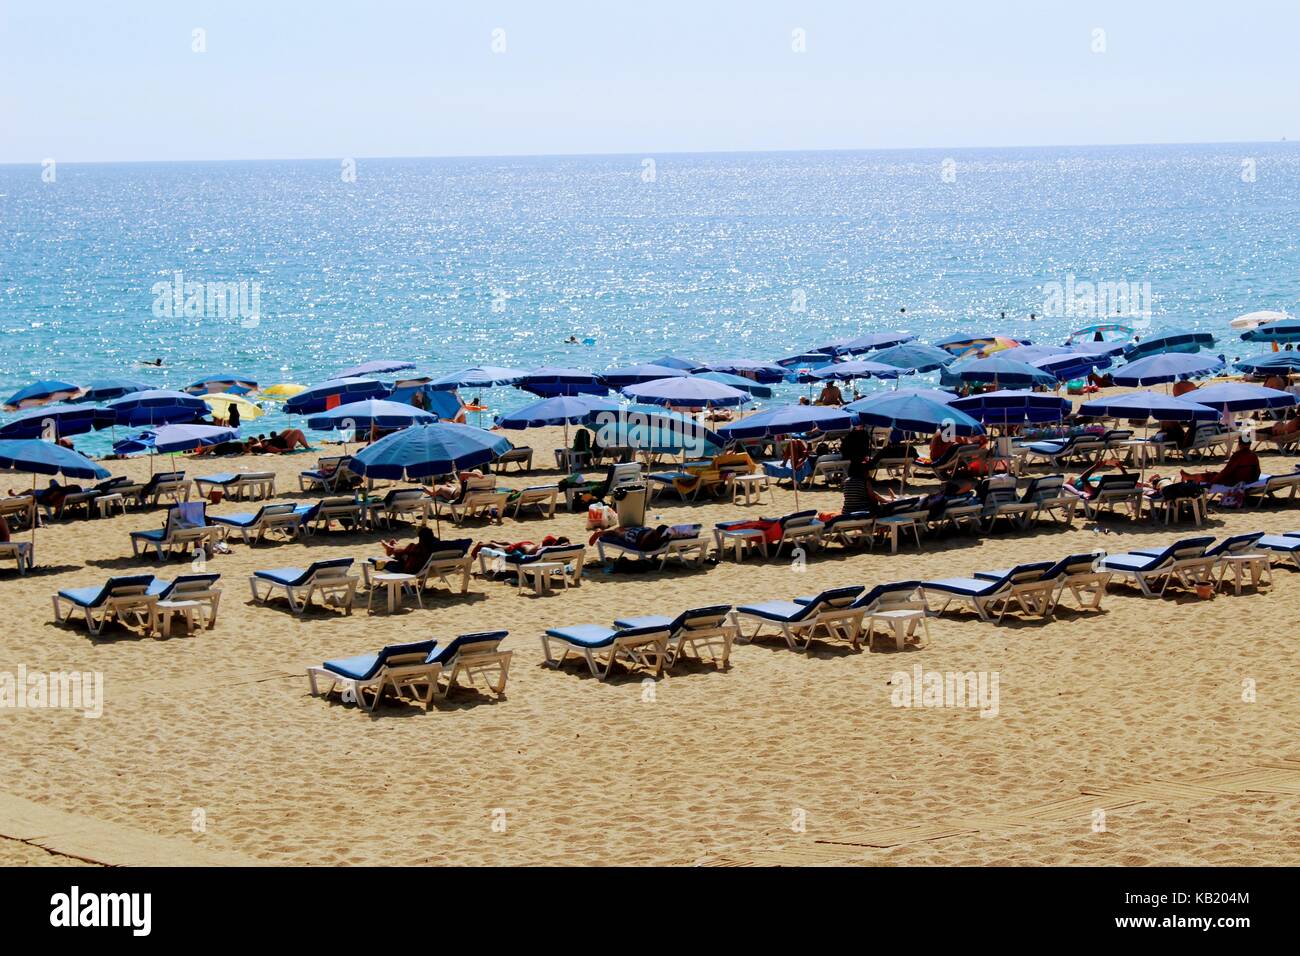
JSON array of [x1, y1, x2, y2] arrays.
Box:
[[815, 382, 844, 406], [12, 479, 81, 517], [259, 429, 312, 453], [424, 470, 484, 502], [471, 534, 570, 561], [375, 526, 443, 574], [1256, 415, 1300, 440], [1067, 458, 1131, 499], [1181, 439, 1261, 487]]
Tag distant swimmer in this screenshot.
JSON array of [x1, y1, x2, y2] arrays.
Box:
[[899, 307, 906, 313], [138, 357, 164, 366], [564, 335, 579, 344]]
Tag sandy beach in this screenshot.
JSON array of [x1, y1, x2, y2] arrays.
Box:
[[2, 410, 1298, 868]]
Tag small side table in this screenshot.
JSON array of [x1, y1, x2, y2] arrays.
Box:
[[96, 493, 126, 518], [1217, 554, 1271, 595], [713, 528, 769, 561], [731, 473, 774, 506], [155, 599, 203, 638], [517, 560, 567, 594], [368, 572, 422, 614], [868, 609, 930, 651]]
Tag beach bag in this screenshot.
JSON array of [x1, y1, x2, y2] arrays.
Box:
[[1216, 484, 1246, 509], [586, 504, 618, 530]]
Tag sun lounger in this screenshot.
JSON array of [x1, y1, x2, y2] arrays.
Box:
[[1020, 474, 1078, 526], [596, 524, 708, 568], [129, 502, 225, 560], [736, 585, 866, 652], [134, 471, 192, 506], [1180, 423, 1234, 460], [210, 502, 302, 545], [0, 494, 37, 529], [435, 476, 509, 525], [307, 639, 442, 711], [540, 622, 672, 680], [791, 581, 929, 650], [429, 631, 512, 698], [1082, 473, 1144, 520], [821, 511, 875, 548], [493, 445, 534, 473], [302, 496, 364, 533], [1022, 433, 1104, 468], [975, 552, 1109, 614], [610, 605, 736, 669], [761, 457, 815, 488], [52, 574, 158, 636], [1097, 535, 1215, 597], [1256, 531, 1300, 570], [365, 538, 474, 595], [194, 471, 276, 501], [928, 496, 982, 535], [369, 487, 432, 527], [1240, 468, 1300, 506], [919, 443, 987, 481], [145, 572, 223, 632], [507, 484, 559, 519], [298, 455, 358, 493], [872, 503, 929, 554], [977, 475, 1037, 532], [249, 558, 358, 614], [0, 540, 33, 574], [478, 543, 586, 593], [924, 561, 1057, 623]]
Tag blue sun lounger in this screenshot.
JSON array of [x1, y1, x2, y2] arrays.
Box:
[[249, 558, 358, 614], [923, 561, 1056, 622], [145, 572, 223, 631], [307, 639, 441, 711], [52, 574, 158, 636], [210, 502, 303, 544], [735, 584, 865, 651], [1097, 535, 1215, 597], [792, 581, 929, 649], [610, 605, 736, 668], [540, 622, 673, 680], [974, 552, 1109, 613], [1257, 532, 1300, 570]]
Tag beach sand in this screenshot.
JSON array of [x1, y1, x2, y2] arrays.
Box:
[[2, 418, 1299, 866]]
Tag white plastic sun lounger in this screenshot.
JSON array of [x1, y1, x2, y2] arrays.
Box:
[[540, 622, 672, 680], [249, 558, 358, 614], [52, 574, 158, 636]]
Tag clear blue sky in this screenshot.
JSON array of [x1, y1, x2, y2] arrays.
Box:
[[1, 0, 1297, 163]]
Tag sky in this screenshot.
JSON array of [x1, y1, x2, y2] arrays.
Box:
[[1, 1, 1298, 164]]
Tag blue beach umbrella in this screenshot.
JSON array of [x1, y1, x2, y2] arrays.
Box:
[[1122, 328, 1215, 361], [72, 379, 151, 403], [496, 395, 621, 430], [948, 355, 1057, 388], [3, 380, 82, 411], [820, 331, 916, 355], [1234, 351, 1300, 374], [622, 377, 750, 408], [306, 399, 436, 433], [1241, 318, 1300, 344], [1078, 391, 1218, 421], [844, 388, 956, 411], [332, 359, 417, 379], [184, 374, 259, 395], [716, 404, 857, 441], [150, 423, 239, 454], [106, 389, 208, 427], [703, 359, 788, 384], [1112, 352, 1223, 387], [349, 422, 511, 481], [515, 366, 609, 398], [691, 370, 774, 398], [850, 394, 985, 436], [0, 404, 116, 440], [283, 378, 391, 415], [601, 405, 723, 456], [1179, 383, 1296, 412], [806, 359, 902, 382], [597, 364, 690, 388], [427, 366, 526, 390], [871, 343, 955, 375], [0, 439, 110, 480], [1069, 338, 1130, 358], [952, 389, 1072, 426], [646, 354, 704, 371]]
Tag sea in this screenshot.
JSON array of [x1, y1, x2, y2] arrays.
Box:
[[2, 142, 1298, 454]]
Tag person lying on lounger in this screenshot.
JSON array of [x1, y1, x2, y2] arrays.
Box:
[[1180, 438, 1261, 487], [424, 469, 485, 502], [376, 526, 443, 574], [1066, 458, 1132, 500], [10, 479, 80, 517], [257, 429, 312, 453], [1256, 414, 1300, 441], [470, 534, 571, 562]]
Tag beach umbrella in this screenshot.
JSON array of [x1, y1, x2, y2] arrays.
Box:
[[184, 374, 259, 395], [952, 389, 1071, 426], [646, 354, 704, 371], [1028, 350, 1113, 381], [0, 404, 115, 441], [1230, 310, 1292, 331], [149, 424, 239, 454], [350, 422, 511, 480], [497, 394, 621, 451], [844, 388, 956, 411], [1067, 323, 1134, 343], [202, 393, 264, 423], [515, 366, 608, 397], [0, 439, 110, 562], [260, 383, 308, 400], [597, 364, 690, 388], [1122, 327, 1215, 361], [427, 366, 526, 390], [933, 334, 1030, 355], [306, 399, 435, 444], [3, 380, 82, 411], [1112, 352, 1223, 387], [691, 370, 774, 398], [819, 331, 915, 355], [871, 343, 955, 376], [283, 378, 390, 415], [806, 359, 902, 382], [1234, 352, 1300, 374], [1178, 383, 1296, 412], [72, 379, 151, 403], [599, 405, 724, 458], [1078, 391, 1218, 421], [1069, 338, 1130, 358], [774, 351, 836, 370], [703, 359, 788, 384], [106, 389, 208, 427], [948, 355, 1056, 388], [716, 405, 857, 441], [621, 377, 750, 408], [850, 393, 984, 436], [332, 359, 417, 379], [1241, 317, 1300, 344]]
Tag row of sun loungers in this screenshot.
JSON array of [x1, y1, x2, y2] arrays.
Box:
[[52, 573, 222, 637]]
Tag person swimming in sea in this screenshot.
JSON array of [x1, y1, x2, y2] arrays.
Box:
[[138, 357, 164, 366], [564, 335, 579, 344]]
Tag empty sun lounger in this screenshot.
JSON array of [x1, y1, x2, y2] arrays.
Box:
[[0, 540, 33, 574], [0, 494, 37, 528], [1098, 535, 1215, 597], [1256, 531, 1300, 570], [977, 475, 1037, 532], [1240, 468, 1300, 505], [1082, 473, 1144, 520], [493, 445, 534, 473], [194, 471, 276, 501], [596, 524, 708, 569], [129, 502, 225, 560], [301, 496, 364, 533], [210, 502, 303, 545], [307, 639, 442, 711], [52, 574, 158, 636], [974, 552, 1109, 615], [145, 572, 223, 633], [793, 581, 929, 650], [736, 585, 866, 652], [249, 558, 358, 614], [429, 630, 512, 699], [507, 484, 559, 519], [924, 561, 1057, 623], [611, 605, 736, 670], [821, 511, 875, 548], [134, 471, 191, 507], [299, 455, 358, 493], [540, 622, 672, 680], [1022, 433, 1104, 468], [1020, 474, 1078, 526]]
